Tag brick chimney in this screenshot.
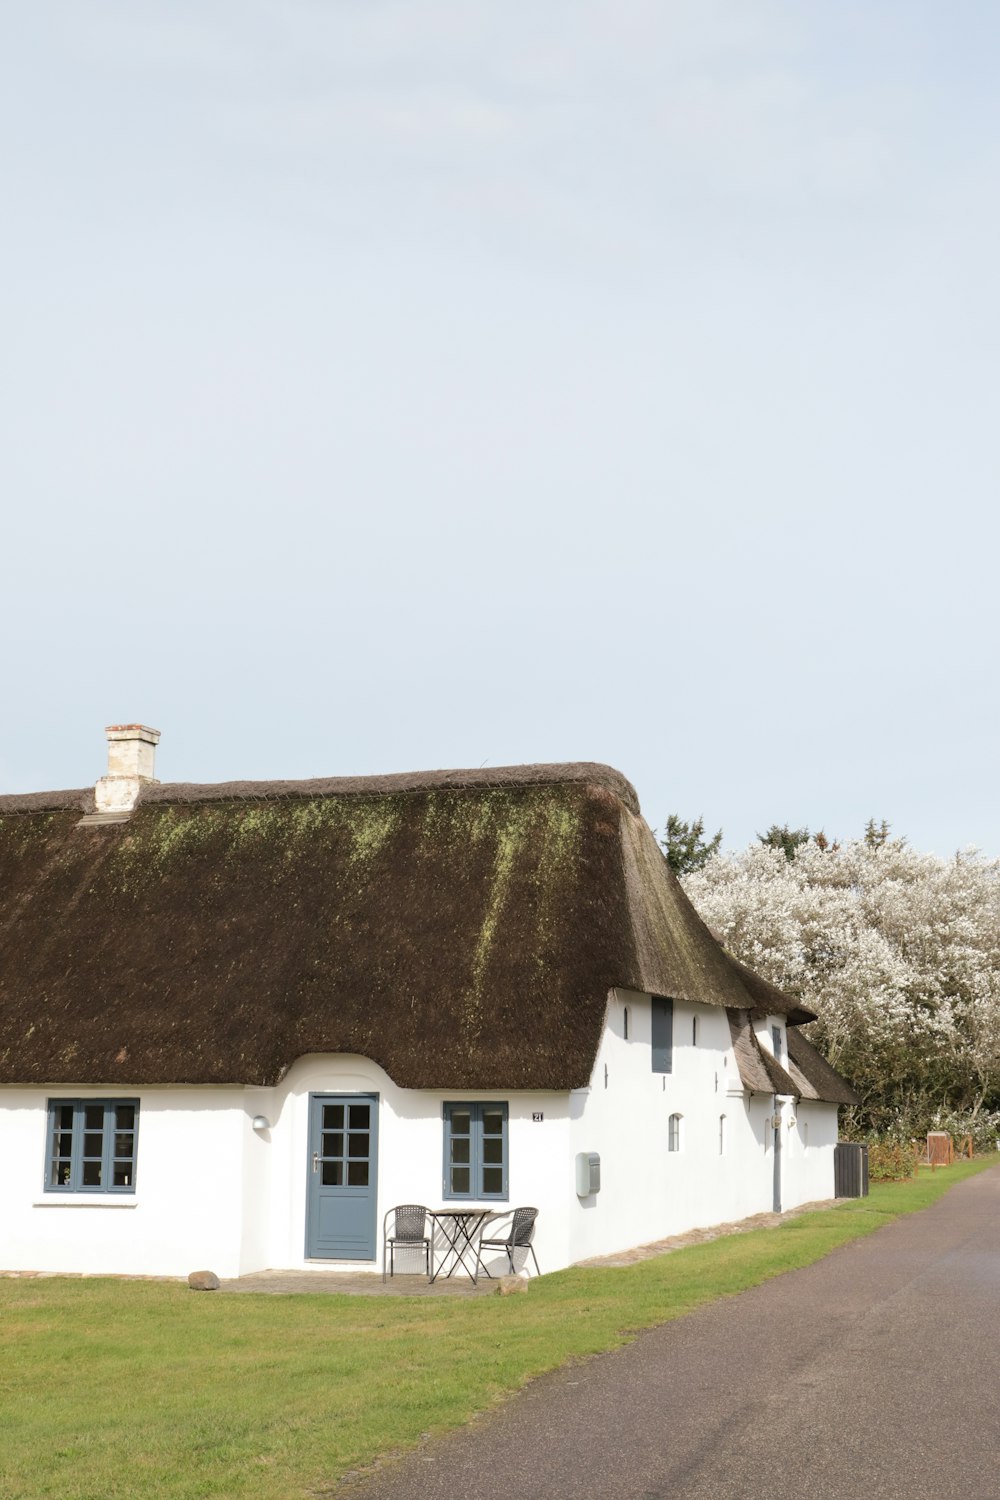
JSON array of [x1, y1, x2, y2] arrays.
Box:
[[95, 724, 161, 813]]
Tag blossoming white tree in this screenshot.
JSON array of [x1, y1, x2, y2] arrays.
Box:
[[681, 836, 1000, 1140]]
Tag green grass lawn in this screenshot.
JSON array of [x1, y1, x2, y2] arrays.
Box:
[[1, 1157, 995, 1500]]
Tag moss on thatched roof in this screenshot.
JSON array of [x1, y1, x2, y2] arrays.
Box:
[[0, 762, 849, 1092]]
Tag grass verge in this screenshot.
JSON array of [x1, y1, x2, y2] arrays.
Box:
[[1, 1156, 995, 1500]]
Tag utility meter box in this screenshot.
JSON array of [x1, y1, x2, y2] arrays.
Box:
[[575, 1151, 600, 1197]]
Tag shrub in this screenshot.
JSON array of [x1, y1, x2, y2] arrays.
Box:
[[868, 1141, 916, 1182]]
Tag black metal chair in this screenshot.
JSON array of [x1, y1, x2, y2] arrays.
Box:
[[382, 1204, 432, 1282], [473, 1206, 540, 1283]]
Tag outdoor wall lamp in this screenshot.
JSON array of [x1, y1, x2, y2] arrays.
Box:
[[251, 1115, 271, 1132]]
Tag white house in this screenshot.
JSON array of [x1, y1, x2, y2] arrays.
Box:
[[0, 726, 856, 1280]]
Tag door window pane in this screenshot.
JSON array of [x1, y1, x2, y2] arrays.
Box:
[[314, 1098, 376, 1197]]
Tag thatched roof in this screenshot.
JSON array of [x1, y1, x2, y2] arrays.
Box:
[[0, 762, 853, 1093], [786, 1026, 859, 1106], [727, 1010, 859, 1105]]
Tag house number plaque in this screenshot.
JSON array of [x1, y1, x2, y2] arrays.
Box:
[[532, 1112, 544, 1122]]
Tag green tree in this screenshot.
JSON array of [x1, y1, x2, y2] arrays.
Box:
[[758, 824, 811, 860], [864, 817, 892, 850], [660, 814, 722, 876]]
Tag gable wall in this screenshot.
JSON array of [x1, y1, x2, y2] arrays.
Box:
[[566, 990, 769, 1262], [565, 990, 838, 1263]]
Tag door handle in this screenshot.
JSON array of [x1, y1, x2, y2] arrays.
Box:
[[312, 1152, 320, 1174]]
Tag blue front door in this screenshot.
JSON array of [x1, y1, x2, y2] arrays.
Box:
[[306, 1094, 379, 1260]]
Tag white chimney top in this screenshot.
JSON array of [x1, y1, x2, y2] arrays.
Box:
[[95, 724, 161, 814]]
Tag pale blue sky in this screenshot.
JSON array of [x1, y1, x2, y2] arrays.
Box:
[[4, 2, 999, 853]]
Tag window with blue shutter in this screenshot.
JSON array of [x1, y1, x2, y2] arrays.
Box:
[[651, 997, 673, 1073], [443, 1103, 508, 1200]]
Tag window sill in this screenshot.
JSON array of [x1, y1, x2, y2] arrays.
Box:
[[33, 1196, 138, 1209]]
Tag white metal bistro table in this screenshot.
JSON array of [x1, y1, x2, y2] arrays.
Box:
[[428, 1208, 500, 1283]]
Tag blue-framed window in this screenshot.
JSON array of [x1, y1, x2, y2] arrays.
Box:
[[46, 1100, 139, 1192], [443, 1102, 508, 1200]]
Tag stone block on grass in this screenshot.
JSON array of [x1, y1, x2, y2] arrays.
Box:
[[187, 1269, 220, 1291]]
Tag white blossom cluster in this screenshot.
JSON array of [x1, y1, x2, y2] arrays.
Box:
[[682, 839, 1000, 1140]]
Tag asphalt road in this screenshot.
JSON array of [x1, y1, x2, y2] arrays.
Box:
[[347, 1166, 1000, 1500]]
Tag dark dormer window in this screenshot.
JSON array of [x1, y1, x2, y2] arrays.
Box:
[[651, 996, 673, 1073]]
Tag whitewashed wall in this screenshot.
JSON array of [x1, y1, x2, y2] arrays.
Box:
[[246, 1055, 571, 1278], [569, 989, 761, 1262], [752, 1012, 839, 1209], [0, 1068, 572, 1278], [0, 1003, 841, 1279], [0, 1088, 248, 1277], [779, 1099, 839, 1207], [565, 990, 839, 1263]]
